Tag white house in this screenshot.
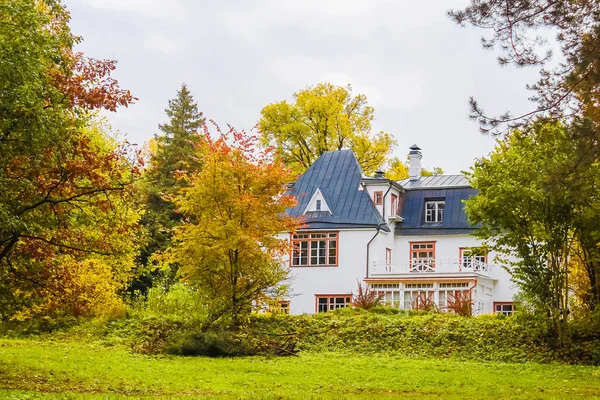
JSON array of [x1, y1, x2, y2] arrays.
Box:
[[281, 146, 518, 315]]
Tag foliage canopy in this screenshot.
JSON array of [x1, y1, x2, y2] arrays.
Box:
[[259, 83, 395, 175], [0, 0, 140, 320], [163, 124, 301, 326], [466, 119, 600, 344]]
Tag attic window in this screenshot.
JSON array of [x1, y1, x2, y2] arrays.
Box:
[[374, 191, 383, 205], [425, 201, 444, 223], [316, 200, 321, 211]]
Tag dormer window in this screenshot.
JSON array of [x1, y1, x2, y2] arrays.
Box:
[[425, 201, 444, 223], [316, 200, 321, 211]]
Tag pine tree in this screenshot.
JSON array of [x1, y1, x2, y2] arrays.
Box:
[[132, 84, 205, 293], [152, 84, 205, 191]]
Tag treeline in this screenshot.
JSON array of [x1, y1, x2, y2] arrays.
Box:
[[0, 1, 409, 329]]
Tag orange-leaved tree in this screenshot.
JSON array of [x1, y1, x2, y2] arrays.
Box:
[[163, 123, 301, 327]]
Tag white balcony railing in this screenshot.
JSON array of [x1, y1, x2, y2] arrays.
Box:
[[372, 258, 493, 277]]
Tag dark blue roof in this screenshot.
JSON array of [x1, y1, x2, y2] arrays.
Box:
[[287, 150, 388, 231], [395, 186, 478, 235]]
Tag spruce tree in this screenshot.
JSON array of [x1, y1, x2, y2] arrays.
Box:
[[133, 84, 205, 293]]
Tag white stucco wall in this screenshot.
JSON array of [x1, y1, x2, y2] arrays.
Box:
[[280, 230, 519, 314], [281, 229, 379, 314]]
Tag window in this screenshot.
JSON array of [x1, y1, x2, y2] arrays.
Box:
[[373, 284, 401, 308], [278, 301, 290, 314], [410, 242, 436, 272], [316, 199, 321, 211], [370, 283, 400, 289], [374, 191, 383, 205], [403, 283, 434, 310], [438, 282, 471, 310], [386, 248, 392, 264], [316, 295, 352, 313], [494, 302, 514, 316], [291, 232, 338, 266], [425, 201, 445, 223], [391, 194, 398, 216], [459, 247, 488, 272]]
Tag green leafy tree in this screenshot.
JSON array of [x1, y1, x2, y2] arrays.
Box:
[[134, 85, 205, 291], [259, 83, 396, 175], [465, 120, 600, 345], [163, 125, 301, 327], [0, 0, 140, 320]]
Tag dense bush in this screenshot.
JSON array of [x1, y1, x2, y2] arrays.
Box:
[[248, 308, 555, 363], [4, 296, 598, 364]]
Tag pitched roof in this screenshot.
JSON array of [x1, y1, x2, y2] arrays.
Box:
[[287, 150, 389, 231], [398, 175, 469, 189]]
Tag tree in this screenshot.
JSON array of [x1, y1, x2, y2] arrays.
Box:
[[133, 85, 205, 291], [385, 157, 443, 181], [465, 120, 600, 344], [164, 123, 301, 326], [0, 0, 139, 320], [150, 84, 205, 191], [259, 83, 396, 175], [448, 1, 600, 135]]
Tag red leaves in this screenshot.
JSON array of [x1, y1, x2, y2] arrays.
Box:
[[50, 51, 137, 112]]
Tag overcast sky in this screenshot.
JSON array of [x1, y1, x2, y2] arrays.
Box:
[[65, 0, 541, 174]]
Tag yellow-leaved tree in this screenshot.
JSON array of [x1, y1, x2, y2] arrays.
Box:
[[165, 123, 301, 326], [259, 83, 396, 175]]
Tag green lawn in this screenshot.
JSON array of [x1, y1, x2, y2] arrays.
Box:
[[0, 339, 599, 399]]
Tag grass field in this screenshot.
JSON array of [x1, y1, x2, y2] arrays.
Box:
[[1, 339, 599, 399]]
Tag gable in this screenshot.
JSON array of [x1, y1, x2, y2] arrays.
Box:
[[287, 150, 388, 231], [303, 188, 332, 215]]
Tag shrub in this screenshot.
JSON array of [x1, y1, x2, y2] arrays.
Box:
[[166, 328, 252, 357], [446, 290, 473, 316], [353, 281, 383, 310]]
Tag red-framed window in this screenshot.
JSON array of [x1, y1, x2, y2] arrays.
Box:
[[291, 232, 338, 267], [316, 294, 352, 313], [278, 301, 290, 315], [374, 191, 383, 205], [391, 194, 398, 216], [409, 241, 436, 272], [494, 302, 514, 316]]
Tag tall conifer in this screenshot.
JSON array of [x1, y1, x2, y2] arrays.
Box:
[[133, 84, 205, 292]]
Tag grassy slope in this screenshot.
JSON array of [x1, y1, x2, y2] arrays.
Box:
[[0, 339, 599, 399]]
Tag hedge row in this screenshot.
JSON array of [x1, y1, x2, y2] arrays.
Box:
[[247, 308, 556, 363]]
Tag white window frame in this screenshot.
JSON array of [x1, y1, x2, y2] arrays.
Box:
[[425, 201, 445, 223]]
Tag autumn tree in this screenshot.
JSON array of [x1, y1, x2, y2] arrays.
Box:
[[0, 1, 139, 320], [134, 85, 205, 291], [448, 1, 600, 135], [164, 123, 301, 326], [259, 83, 396, 175], [465, 120, 600, 345]]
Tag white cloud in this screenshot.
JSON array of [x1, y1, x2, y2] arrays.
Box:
[[78, 0, 186, 21], [268, 0, 381, 17], [144, 31, 177, 53]]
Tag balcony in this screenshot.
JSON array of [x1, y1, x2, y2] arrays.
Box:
[[371, 258, 493, 278]]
